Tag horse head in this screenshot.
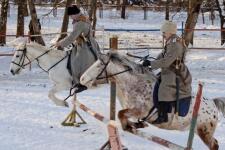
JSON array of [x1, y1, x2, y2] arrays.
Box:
[[80, 51, 156, 87], [10, 41, 29, 75]]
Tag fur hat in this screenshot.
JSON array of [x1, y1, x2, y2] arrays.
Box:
[[160, 20, 177, 34], [67, 5, 80, 15]]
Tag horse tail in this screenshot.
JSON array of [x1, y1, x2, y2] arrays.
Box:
[[213, 97, 225, 118]]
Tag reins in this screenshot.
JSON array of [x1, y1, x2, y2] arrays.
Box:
[[96, 56, 132, 80], [12, 46, 69, 73]]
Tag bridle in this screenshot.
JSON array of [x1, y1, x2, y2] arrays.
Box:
[[11, 46, 68, 73], [11, 48, 32, 72], [95, 55, 132, 80]]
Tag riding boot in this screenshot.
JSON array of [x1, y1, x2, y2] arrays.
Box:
[[152, 102, 168, 124], [74, 83, 87, 93]]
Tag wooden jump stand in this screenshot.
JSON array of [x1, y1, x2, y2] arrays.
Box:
[[61, 95, 86, 127]]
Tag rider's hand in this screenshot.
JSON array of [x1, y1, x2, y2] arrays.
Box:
[[57, 46, 64, 51], [142, 60, 151, 67], [55, 42, 60, 47]]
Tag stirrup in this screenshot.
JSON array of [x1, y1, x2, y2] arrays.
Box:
[[152, 116, 168, 124]]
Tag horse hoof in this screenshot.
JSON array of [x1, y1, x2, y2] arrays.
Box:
[[134, 122, 148, 128], [125, 125, 137, 133], [64, 101, 69, 107], [55, 101, 69, 107]]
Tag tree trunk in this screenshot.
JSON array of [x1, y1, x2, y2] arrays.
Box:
[[23, 1, 29, 17], [27, 0, 45, 46], [16, 0, 25, 37], [165, 0, 170, 20], [91, 0, 97, 36], [0, 0, 9, 45], [117, 0, 120, 10], [121, 0, 127, 19], [87, 0, 97, 36], [183, 0, 204, 46], [57, 0, 74, 41], [215, 0, 225, 45]]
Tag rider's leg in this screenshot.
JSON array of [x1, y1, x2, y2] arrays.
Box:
[[152, 101, 168, 124], [71, 77, 87, 93], [74, 83, 87, 93]]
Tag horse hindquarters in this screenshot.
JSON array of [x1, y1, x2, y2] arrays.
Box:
[[197, 126, 219, 150], [196, 100, 219, 150]]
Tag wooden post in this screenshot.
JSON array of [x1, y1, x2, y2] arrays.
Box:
[[186, 82, 203, 150], [143, 6, 147, 20], [100, 36, 119, 150], [109, 36, 118, 120], [108, 121, 123, 150]]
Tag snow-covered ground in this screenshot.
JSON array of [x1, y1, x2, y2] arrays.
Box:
[[0, 5, 225, 150]]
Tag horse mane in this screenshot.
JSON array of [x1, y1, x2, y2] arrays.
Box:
[[108, 51, 156, 81]]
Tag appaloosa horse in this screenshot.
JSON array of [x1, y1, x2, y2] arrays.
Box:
[[80, 51, 225, 150]]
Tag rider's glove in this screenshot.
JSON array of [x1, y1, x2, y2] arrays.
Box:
[[142, 59, 151, 67], [57, 46, 64, 51], [64, 43, 75, 51]]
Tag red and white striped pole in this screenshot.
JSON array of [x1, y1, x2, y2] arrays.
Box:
[[186, 82, 203, 150]]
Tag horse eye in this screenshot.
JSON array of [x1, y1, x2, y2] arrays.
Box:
[[16, 55, 20, 58]]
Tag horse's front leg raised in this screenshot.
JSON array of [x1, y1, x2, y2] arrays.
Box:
[[118, 108, 148, 133], [48, 84, 70, 107]]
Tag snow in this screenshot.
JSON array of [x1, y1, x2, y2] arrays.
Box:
[[0, 4, 225, 150]]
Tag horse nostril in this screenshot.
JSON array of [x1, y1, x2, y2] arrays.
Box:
[[10, 70, 14, 75]]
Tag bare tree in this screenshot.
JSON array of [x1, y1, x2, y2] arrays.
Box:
[[27, 0, 45, 45], [121, 0, 127, 19], [87, 0, 98, 36], [117, 0, 121, 10], [57, 0, 74, 41], [16, 0, 26, 37], [184, 0, 204, 46], [0, 0, 9, 45], [165, 0, 170, 20], [215, 0, 225, 45]]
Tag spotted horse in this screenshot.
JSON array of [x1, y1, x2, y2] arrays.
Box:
[[80, 51, 225, 150]]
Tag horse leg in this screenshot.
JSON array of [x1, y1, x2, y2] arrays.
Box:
[[197, 122, 219, 150], [118, 108, 148, 132], [118, 109, 133, 132], [48, 84, 70, 107]]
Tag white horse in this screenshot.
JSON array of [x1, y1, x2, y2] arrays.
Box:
[[80, 51, 225, 150], [10, 40, 72, 107], [9, 37, 105, 108]]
